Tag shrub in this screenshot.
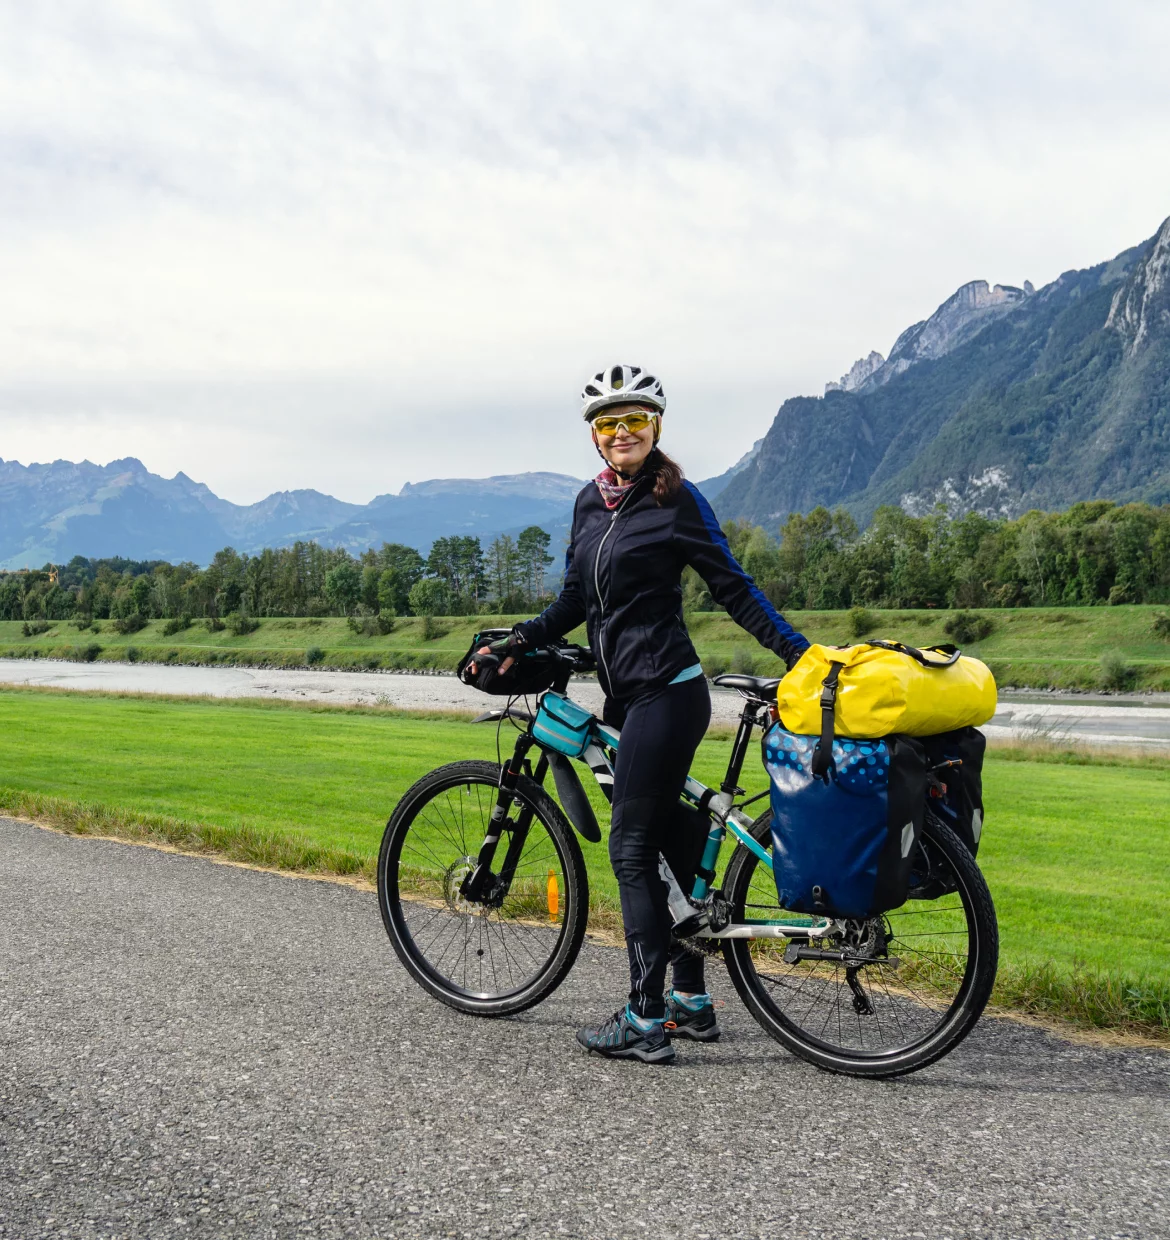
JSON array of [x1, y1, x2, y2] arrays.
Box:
[[21, 621, 52, 637], [226, 613, 260, 636], [72, 643, 102, 663], [204, 617, 226, 633], [944, 611, 994, 644], [731, 646, 756, 674], [72, 616, 94, 631], [421, 615, 447, 642], [162, 615, 192, 636], [348, 613, 396, 637], [112, 614, 147, 635], [305, 646, 325, 666], [126, 647, 140, 663], [701, 654, 729, 678], [848, 607, 877, 639], [1153, 613, 1170, 641], [1100, 651, 1136, 692]]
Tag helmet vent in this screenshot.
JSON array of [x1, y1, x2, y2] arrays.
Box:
[[611, 366, 624, 388]]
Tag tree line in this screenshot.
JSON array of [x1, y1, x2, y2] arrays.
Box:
[[5, 499, 1169, 625], [684, 500, 1170, 611], [0, 527, 555, 623]]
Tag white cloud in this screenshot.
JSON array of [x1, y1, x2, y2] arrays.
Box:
[[1, 0, 1169, 502]]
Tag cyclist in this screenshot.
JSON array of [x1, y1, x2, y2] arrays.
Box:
[[488, 364, 809, 1063]]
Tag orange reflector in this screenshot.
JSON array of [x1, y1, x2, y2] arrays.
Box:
[[547, 869, 559, 921]]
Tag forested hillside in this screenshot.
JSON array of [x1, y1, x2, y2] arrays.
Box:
[[718, 214, 1170, 525]]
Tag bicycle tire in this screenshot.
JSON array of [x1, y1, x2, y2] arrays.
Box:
[[722, 809, 998, 1078], [378, 759, 589, 1016]]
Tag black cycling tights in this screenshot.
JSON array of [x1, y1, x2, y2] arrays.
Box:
[[604, 675, 713, 1020]]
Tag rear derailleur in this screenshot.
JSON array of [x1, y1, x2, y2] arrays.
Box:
[[783, 918, 899, 1016]]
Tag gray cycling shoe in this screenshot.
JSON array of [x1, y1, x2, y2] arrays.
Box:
[[577, 1006, 676, 1063], [666, 993, 722, 1042]]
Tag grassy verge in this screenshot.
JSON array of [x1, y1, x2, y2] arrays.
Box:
[[1, 686, 1167, 1040], [5, 603, 1170, 689]]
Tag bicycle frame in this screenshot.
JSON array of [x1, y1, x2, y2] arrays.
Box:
[[466, 677, 840, 944]]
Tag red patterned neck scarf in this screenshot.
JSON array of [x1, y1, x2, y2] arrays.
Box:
[[595, 467, 640, 510]]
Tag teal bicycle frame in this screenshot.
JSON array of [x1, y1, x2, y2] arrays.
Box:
[[471, 674, 840, 945]]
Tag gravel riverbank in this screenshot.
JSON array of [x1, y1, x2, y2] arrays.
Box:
[[3, 657, 1170, 744]]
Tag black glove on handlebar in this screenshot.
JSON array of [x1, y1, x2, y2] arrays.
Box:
[[457, 628, 558, 696]]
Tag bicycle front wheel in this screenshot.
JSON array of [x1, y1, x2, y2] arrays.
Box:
[[378, 760, 589, 1016], [722, 810, 998, 1078]]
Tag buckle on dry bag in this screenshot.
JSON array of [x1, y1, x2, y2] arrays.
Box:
[[810, 662, 844, 783]]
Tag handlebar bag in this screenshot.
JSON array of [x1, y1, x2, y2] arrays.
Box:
[[456, 630, 559, 696], [763, 724, 926, 918], [532, 692, 594, 758], [778, 640, 996, 740]]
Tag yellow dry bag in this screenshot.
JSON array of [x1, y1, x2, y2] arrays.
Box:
[[778, 639, 997, 742]]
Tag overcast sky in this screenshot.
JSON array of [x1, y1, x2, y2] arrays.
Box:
[[2, 2, 1169, 505]]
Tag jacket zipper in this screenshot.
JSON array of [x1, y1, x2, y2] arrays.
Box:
[[592, 480, 642, 697], [593, 510, 620, 696]]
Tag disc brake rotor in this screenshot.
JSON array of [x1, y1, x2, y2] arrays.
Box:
[[443, 857, 492, 917]]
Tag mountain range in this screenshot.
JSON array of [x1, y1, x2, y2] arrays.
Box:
[[4, 213, 1168, 568], [715, 213, 1170, 526], [0, 459, 587, 569]]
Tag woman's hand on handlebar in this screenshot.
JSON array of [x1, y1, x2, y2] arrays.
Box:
[[467, 631, 526, 677], [468, 644, 514, 677]]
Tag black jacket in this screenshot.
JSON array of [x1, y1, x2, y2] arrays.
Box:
[[518, 477, 808, 702]]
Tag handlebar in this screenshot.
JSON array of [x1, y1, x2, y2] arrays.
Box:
[[538, 640, 597, 675]]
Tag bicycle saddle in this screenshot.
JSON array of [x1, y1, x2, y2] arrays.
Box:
[[711, 673, 781, 699]]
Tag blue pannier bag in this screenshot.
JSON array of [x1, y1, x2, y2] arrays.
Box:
[[532, 692, 594, 758], [762, 724, 927, 919]]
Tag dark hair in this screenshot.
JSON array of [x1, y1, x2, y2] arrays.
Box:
[[646, 446, 684, 504]]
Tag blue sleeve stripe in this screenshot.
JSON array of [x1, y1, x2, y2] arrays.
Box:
[[682, 481, 805, 646]]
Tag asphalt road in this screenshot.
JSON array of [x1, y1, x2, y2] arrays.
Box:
[[2, 819, 1167, 1239]]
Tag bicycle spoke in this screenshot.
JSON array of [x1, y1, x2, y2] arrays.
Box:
[[387, 771, 574, 1003], [732, 820, 982, 1060]]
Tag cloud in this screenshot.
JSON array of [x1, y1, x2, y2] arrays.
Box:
[[1, 1, 1169, 503]]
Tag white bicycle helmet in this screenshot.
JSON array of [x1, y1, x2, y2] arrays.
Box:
[[580, 364, 666, 421]]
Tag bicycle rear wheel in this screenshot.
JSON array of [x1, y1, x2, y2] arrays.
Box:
[[378, 760, 589, 1016], [722, 810, 998, 1078]]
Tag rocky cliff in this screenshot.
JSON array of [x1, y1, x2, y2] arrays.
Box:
[[717, 215, 1170, 527]]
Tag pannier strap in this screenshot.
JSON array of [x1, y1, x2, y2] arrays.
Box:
[[865, 639, 961, 667], [810, 662, 844, 782]]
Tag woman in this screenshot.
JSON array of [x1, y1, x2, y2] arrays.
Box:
[[491, 364, 808, 1063]]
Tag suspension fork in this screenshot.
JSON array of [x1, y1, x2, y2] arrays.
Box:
[[459, 733, 546, 903]]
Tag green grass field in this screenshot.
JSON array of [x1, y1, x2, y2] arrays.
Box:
[[2, 686, 1167, 1035], [4, 603, 1170, 689]]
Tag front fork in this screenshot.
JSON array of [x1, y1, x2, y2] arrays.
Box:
[[459, 734, 547, 904]]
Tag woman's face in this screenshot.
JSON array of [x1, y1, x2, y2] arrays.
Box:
[[592, 403, 658, 475]]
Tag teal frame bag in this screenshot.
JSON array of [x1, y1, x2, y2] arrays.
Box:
[[531, 691, 595, 758]]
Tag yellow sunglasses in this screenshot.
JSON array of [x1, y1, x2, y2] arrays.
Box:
[[592, 410, 658, 437]]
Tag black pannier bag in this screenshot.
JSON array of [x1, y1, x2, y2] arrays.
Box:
[[456, 629, 560, 696], [920, 726, 986, 857], [763, 725, 927, 919]]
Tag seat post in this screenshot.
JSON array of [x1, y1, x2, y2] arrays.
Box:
[[721, 704, 758, 794]]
